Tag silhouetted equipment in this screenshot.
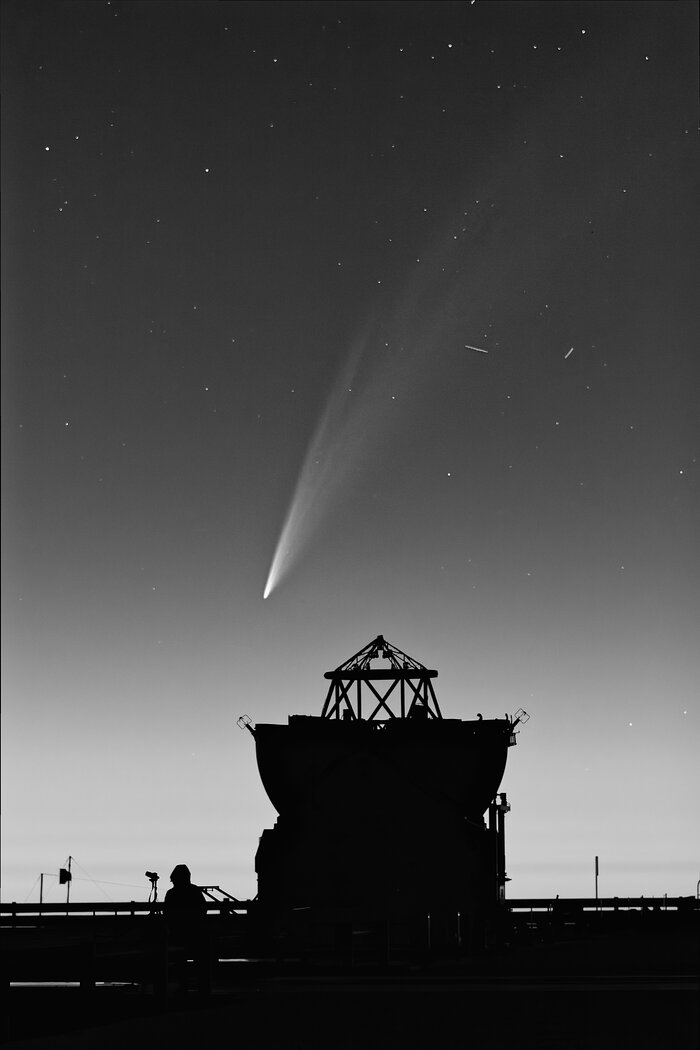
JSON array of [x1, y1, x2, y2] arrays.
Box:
[[145, 871, 159, 903], [247, 635, 527, 951], [489, 793, 511, 902], [237, 714, 255, 737], [38, 861, 73, 906], [198, 886, 243, 903], [320, 635, 442, 720], [60, 857, 73, 906]]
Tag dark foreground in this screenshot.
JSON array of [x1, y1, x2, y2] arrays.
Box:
[[3, 938, 698, 1050], [3, 902, 698, 1048], [3, 975, 698, 1050]]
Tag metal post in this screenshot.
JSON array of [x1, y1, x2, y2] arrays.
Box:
[[497, 804, 506, 902], [39, 874, 44, 908], [67, 856, 72, 906], [595, 856, 599, 905], [488, 800, 498, 903]]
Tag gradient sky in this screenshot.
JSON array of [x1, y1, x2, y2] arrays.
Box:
[[2, 0, 698, 906]]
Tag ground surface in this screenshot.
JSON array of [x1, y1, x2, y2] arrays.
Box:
[[3, 928, 698, 1048], [3, 973, 698, 1050]]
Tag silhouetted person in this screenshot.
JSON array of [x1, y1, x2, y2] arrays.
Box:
[[164, 864, 206, 925], [163, 864, 209, 995]]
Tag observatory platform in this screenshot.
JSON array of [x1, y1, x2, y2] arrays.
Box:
[[243, 636, 527, 944]]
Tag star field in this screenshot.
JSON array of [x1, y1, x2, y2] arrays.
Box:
[[2, 1, 698, 903]]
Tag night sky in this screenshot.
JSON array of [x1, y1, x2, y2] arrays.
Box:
[[2, 1, 698, 905]]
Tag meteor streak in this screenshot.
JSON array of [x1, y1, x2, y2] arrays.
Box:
[[463, 344, 488, 353]]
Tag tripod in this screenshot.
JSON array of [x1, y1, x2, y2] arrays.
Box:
[[145, 871, 159, 903]]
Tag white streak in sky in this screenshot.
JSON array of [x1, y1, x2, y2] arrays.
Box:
[[564, 347, 574, 359], [263, 195, 504, 600], [263, 333, 379, 599]]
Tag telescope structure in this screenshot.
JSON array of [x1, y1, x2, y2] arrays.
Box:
[[243, 636, 527, 948]]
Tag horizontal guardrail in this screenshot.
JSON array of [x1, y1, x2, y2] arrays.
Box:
[[505, 897, 698, 913], [1, 900, 255, 922], [2, 896, 696, 924]]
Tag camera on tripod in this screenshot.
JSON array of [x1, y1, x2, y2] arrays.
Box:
[[145, 870, 159, 902]]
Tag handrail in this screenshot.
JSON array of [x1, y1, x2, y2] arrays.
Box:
[[0, 899, 255, 919], [2, 896, 696, 918], [505, 896, 698, 912]]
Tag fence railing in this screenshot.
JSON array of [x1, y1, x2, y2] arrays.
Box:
[[0, 899, 255, 925], [505, 897, 697, 913]]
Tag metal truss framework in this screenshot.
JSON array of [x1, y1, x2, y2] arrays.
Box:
[[321, 635, 442, 721]]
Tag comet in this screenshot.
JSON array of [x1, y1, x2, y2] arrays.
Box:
[[263, 216, 497, 599], [263, 332, 379, 599]]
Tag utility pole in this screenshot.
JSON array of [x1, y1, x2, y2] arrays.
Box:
[[39, 862, 72, 908], [39, 872, 57, 906], [58, 858, 73, 908], [595, 855, 599, 905]]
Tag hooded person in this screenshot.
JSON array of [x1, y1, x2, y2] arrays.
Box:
[[163, 864, 206, 929], [163, 864, 209, 994]]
